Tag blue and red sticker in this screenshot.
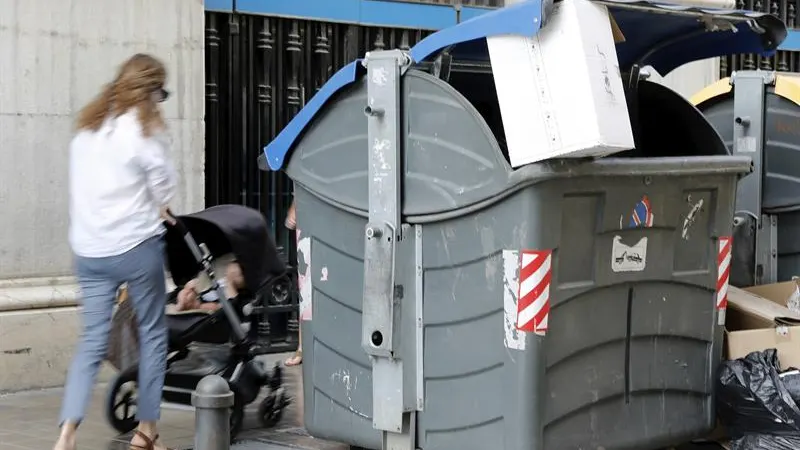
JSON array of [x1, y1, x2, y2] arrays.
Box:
[[627, 195, 654, 228]]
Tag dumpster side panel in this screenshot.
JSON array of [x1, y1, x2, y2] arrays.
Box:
[[543, 173, 732, 449], [699, 90, 800, 283], [294, 189, 382, 450], [417, 172, 734, 450], [418, 193, 550, 450]]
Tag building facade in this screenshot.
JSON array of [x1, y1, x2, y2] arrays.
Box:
[[0, 0, 205, 392]]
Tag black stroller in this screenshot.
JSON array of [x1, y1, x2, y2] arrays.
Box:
[[105, 205, 298, 439]]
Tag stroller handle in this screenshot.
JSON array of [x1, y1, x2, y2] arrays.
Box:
[[165, 209, 205, 265], [164, 209, 190, 235]]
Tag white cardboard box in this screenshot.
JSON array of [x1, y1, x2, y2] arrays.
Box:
[[487, 0, 634, 167]]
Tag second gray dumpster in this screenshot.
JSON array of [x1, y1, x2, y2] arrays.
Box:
[[260, 1, 786, 449]]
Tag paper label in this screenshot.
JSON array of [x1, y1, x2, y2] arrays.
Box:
[[735, 136, 757, 153], [611, 236, 647, 273]]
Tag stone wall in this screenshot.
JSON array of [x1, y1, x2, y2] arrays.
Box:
[[0, 0, 205, 392]]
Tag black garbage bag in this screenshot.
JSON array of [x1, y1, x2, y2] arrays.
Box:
[[717, 349, 800, 449], [731, 434, 800, 450]]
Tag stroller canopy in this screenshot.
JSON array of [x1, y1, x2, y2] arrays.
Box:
[[165, 204, 287, 291]]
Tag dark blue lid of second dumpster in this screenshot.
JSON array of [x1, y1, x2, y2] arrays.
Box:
[[261, 0, 787, 171]]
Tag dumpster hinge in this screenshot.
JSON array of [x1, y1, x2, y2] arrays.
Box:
[[361, 49, 413, 438]]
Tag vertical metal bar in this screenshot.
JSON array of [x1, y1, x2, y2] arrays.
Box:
[[756, 214, 779, 283], [242, 17, 254, 207], [414, 225, 424, 412], [731, 71, 774, 284], [284, 20, 303, 258], [362, 50, 404, 360], [269, 18, 285, 244], [205, 13, 221, 207], [228, 12, 243, 206], [362, 50, 409, 437], [257, 17, 274, 215], [383, 412, 416, 450], [215, 16, 233, 207]]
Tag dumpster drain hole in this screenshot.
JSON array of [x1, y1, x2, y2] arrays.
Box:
[[371, 331, 384, 347]]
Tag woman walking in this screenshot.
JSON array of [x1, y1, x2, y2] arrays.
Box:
[[53, 54, 178, 450]]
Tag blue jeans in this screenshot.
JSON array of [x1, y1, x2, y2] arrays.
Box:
[[60, 236, 168, 425]]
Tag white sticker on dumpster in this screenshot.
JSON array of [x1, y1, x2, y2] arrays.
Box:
[[611, 236, 647, 272], [502, 250, 526, 351], [297, 230, 313, 321]]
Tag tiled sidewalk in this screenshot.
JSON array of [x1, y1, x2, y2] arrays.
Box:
[[0, 357, 727, 450], [0, 354, 346, 450]]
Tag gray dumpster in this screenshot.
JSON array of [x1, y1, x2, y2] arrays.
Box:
[[260, 1, 786, 449], [693, 74, 800, 286]]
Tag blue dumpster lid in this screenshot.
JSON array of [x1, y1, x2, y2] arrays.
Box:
[[261, 0, 787, 171]]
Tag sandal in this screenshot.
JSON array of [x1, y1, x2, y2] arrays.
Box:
[[284, 350, 303, 366], [129, 430, 173, 450]]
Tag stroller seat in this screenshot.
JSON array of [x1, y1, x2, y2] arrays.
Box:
[[166, 301, 232, 348]]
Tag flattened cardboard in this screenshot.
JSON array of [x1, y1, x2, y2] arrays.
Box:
[[725, 281, 800, 370], [608, 12, 625, 43], [744, 278, 800, 312], [726, 326, 800, 370], [726, 286, 800, 330]]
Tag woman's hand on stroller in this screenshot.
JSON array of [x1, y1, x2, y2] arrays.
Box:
[[160, 205, 177, 225]]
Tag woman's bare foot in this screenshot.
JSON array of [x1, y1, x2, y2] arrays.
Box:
[[53, 422, 77, 450], [52, 435, 76, 450], [284, 350, 303, 367]]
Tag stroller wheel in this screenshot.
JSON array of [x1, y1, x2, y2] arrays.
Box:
[[258, 390, 289, 428], [106, 369, 140, 434]]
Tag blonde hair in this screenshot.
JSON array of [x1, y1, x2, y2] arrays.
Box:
[[76, 53, 167, 137]]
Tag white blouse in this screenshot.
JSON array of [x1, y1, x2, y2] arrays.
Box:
[[68, 110, 178, 258]]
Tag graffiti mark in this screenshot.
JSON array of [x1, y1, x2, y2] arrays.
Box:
[[2, 348, 31, 355], [682, 196, 705, 240]]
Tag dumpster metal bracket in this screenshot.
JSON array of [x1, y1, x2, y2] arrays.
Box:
[[756, 213, 778, 284], [362, 49, 408, 360], [361, 49, 413, 437], [414, 225, 424, 412], [383, 411, 416, 450], [731, 70, 776, 284]]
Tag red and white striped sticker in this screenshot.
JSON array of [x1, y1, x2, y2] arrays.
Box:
[[717, 236, 732, 325], [517, 249, 553, 336]]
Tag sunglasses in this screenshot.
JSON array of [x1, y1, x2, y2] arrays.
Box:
[[156, 88, 170, 103]]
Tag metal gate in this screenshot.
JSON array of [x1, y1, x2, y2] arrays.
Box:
[[204, 15, 429, 252], [721, 0, 799, 75]]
